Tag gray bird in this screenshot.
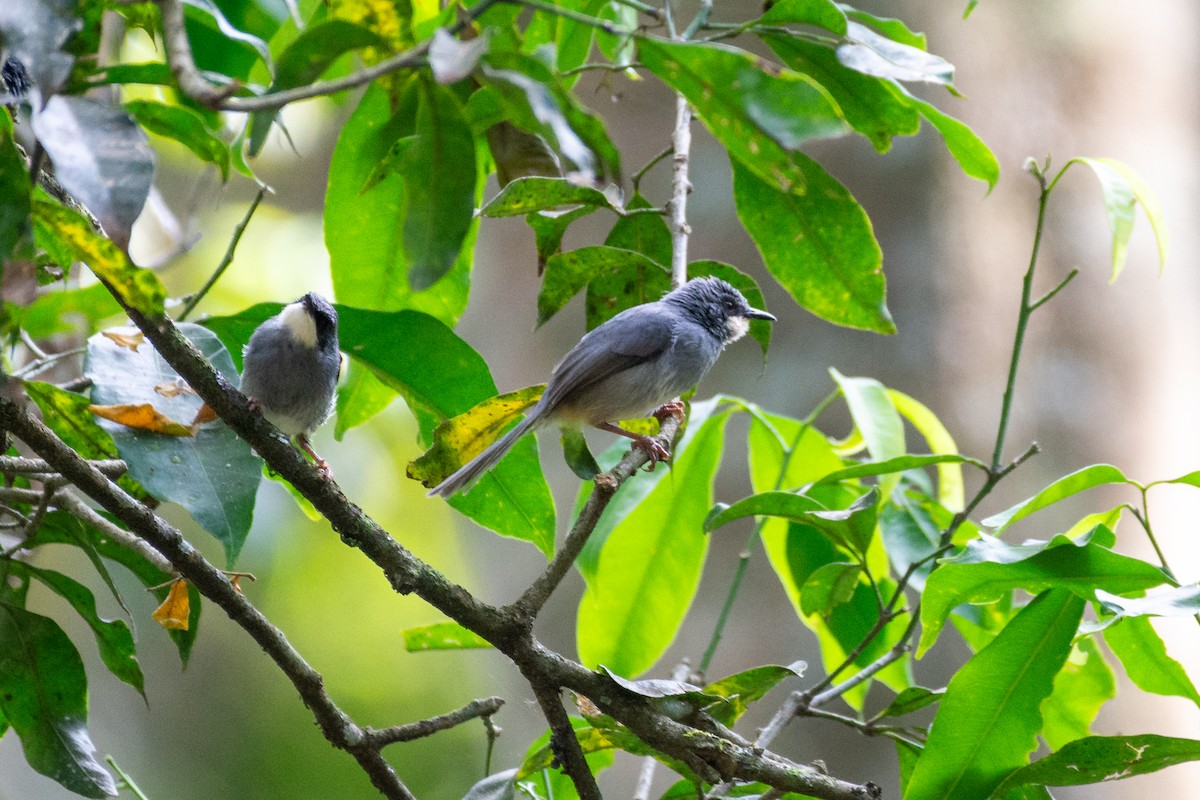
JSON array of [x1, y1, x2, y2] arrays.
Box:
[[240, 292, 340, 474], [429, 277, 775, 497]]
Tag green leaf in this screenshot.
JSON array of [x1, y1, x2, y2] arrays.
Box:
[[526, 205, 596, 274], [837, 21, 953, 85], [403, 81, 478, 290], [0, 114, 32, 261], [17, 563, 145, 697], [85, 323, 261, 565], [917, 529, 1169, 656], [702, 663, 805, 726], [407, 386, 542, 483], [733, 155, 892, 333], [1094, 584, 1200, 619], [995, 734, 1200, 793], [840, 7, 927, 49], [248, 19, 390, 155], [1039, 636, 1114, 750], [481, 176, 618, 217], [577, 401, 732, 676], [874, 686, 944, 720], [561, 427, 600, 480], [759, 0, 847, 33], [181, 0, 273, 71], [517, 719, 617, 800], [1103, 616, 1200, 707], [0, 603, 117, 798], [982, 464, 1134, 532], [762, 33, 919, 154], [605, 193, 671, 267], [891, 84, 999, 189], [334, 360, 397, 440], [325, 83, 471, 324], [804, 487, 879, 556], [539, 246, 668, 328], [800, 561, 862, 615], [1070, 157, 1169, 280], [124, 99, 231, 179], [639, 37, 847, 193], [904, 590, 1084, 800], [888, 389, 966, 510], [401, 621, 493, 651], [813, 454, 974, 489], [704, 490, 825, 533], [12, 282, 122, 338], [831, 370, 905, 497], [31, 195, 166, 317], [28, 512, 201, 666]]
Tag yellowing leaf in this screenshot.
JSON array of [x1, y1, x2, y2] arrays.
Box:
[[154, 380, 195, 397], [191, 402, 218, 426], [407, 385, 543, 486], [151, 579, 190, 630], [89, 403, 196, 437], [102, 330, 145, 351]]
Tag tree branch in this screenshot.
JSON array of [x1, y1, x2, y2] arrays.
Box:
[[363, 696, 505, 748]]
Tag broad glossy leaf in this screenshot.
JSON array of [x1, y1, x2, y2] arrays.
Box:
[[804, 487, 878, 555], [995, 734, 1200, 793], [32, 195, 166, 317], [840, 7, 927, 49], [1070, 157, 1169, 280], [904, 590, 1084, 800], [1094, 584, 1200, 618], [248, 19, 389, 155], [890, 84, 999, 189], [762, 33, 919, 153], [733, 156, 892, 333], [875, 686, 944, 720], [18, 563, 145, 697], [28, 512, 200, 665], [639, 37, 846, 193], [402, 621, 493, 651], [800, 561, 862, 615], [703, 663, 805, 727], [1103, 616, 1200, 707], [0, 114, 31, 260], [759, 0, 847, 33], [526, 205, 594, 274], [539, 246, 667, 327], [982, 464, 1134, 532], [888, 389, 966, 510], [481, 176, 617, 217], [561, 427, 600, 480], [124, 100, 230, 179], [334, 360, 397, 440], [601, 667, 720, 706], [577, 401, 731, 676], [704, 490, 825, 533], [181, 0, 273, 72], [1040, 636, 1114, 750], [408, 386, 542, 485], [85, 323, 260, 566], [326, 83, 470, 323], [837, 21, 953, 85], [404, 82, 477, 290], [917, 529, 1170, 656], [0, 603, 117, 798], [31, 96, 153, 250], [832, 370, 905, 497]]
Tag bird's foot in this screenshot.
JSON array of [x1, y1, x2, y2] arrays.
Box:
[[652, 400, 686, 424], [632, 434, 671, 471], [297, 434, 333, 478], [247, 396, 263, 413]]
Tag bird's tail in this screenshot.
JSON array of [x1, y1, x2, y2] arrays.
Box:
[[427, 415, 540, 497]]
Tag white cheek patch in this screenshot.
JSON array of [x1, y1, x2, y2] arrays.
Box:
[[279, 302, 318, 347], [726, 315, 750, 342]]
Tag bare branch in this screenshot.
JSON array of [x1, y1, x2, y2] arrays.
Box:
[[363, 697, 505, 748]]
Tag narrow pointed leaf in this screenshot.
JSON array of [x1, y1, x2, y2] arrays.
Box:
[[1072, 156, 1169, 280], [982, 465, 1134, 532], [1103, 616, 1200, 707], [997, 734, 1200, 793]]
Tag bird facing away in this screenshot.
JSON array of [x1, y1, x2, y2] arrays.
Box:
[[428, 277, 775, 497], [239, 292, 340, 474]]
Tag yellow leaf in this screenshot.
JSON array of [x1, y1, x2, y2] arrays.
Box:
[[151, 579, 190, 630], [190, 402, 218, 426], [89, 403, 196, 437], [407, 385, 543, 486], [102, 330, 145, 351]]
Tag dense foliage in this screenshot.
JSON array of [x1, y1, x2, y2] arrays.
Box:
[[0, 1, 1193, 799]]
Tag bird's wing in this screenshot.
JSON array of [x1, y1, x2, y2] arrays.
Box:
[[541, 304, 676, 409]]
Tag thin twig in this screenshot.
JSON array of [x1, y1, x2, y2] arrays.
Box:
[[178, 187, 268, 321], [12, 346, 88, 379], [0, 456, 126, 477], [363, 697, 505, 747]]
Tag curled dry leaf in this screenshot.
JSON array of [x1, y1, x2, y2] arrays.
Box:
[[154, 380, 196, 398], [102, 330, 145, 351], [89, 403, 196, 436], [151, 578, 190, 630]]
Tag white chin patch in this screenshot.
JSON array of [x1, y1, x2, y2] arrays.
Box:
[[279, 302, 318, 347], [726, 316, 750, 342]]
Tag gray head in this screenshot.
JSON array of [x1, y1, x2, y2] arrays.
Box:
[[662, 277, 776, 344], [279, 292, 338, 354]]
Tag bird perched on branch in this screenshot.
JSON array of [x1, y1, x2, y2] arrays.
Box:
[[429, 276, 775, 497], [240, 292, 340, 474]]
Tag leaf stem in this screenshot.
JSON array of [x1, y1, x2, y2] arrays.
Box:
[[178, 186, 267, 321]]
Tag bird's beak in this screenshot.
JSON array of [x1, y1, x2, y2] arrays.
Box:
[[745, 308, 777, 322]]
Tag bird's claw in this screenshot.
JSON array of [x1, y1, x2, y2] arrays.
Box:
[[633, 435, 671, 471], [652, 400, 686, 424]]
